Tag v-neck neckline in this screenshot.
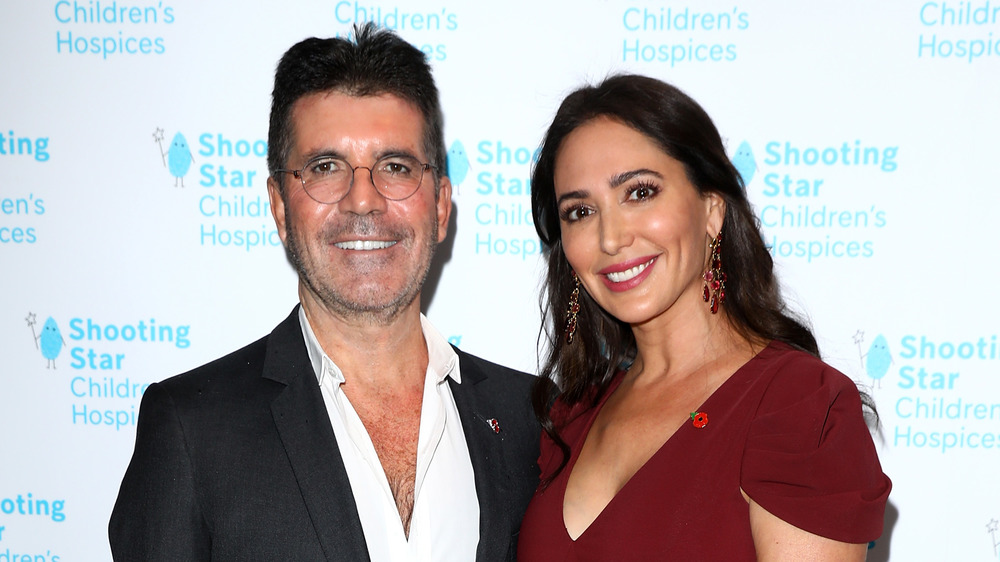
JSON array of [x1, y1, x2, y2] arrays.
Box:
[[559, 341, 774, 542]]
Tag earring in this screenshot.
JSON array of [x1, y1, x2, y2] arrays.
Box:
[[564, 272, 581, 345], [702, 232, 726, 314]]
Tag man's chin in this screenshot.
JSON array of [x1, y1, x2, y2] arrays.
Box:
[[305, 284, 422, 324]]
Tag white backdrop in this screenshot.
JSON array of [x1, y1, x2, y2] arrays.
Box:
[[2, 1, 999, 560]]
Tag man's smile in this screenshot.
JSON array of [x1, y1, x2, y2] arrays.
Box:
[[334, 240, 398, 250]]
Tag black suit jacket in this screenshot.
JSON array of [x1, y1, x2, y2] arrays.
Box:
[[109, 308, 540, 561]]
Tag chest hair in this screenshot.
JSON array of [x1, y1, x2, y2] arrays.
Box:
[[350, 389, 423, 537]]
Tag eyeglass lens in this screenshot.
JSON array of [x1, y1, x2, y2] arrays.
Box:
[[297, 155, 429, 203]]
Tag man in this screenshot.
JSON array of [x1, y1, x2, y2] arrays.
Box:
[[109, 24, 539, 561]]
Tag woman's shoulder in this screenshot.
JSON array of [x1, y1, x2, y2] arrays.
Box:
[[751, 340, 862, 405]]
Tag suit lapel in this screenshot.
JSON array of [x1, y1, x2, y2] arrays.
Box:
[[264, 309, 371, 562], [450, 351, 512, 562]]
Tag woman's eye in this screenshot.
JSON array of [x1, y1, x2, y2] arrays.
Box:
[[626, 183, 657, 201], [561, 205, 593, 222]]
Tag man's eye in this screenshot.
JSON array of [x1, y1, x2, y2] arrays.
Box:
[[380, 160, 415, 177], [309, 158, 342, 176]]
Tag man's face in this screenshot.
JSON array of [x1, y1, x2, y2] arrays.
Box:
[[267, 91, 452, 323]]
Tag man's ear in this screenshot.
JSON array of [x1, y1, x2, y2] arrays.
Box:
[[435, 176, 453, 244], [267, 177, 288, 245]]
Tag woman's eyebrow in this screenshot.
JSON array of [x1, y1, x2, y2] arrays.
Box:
[[556, 189, 588, 206], [609, 168, 662, 188]]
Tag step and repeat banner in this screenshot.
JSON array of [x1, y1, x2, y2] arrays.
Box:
[[2, 1, 998, 560]]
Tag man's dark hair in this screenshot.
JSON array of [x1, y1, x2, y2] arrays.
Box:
[[267, 23, 445, 192]]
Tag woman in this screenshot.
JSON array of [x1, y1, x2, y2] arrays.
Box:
[[517, 75, 890, 560]]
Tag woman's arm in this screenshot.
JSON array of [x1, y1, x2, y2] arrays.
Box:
[[748, 497, 868, 561]]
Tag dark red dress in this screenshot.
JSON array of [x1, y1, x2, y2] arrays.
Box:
[[517, 341, 891, 560]]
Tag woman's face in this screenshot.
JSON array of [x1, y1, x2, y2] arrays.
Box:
[[553, 117, 724, 328]]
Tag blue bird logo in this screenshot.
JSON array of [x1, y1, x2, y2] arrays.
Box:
[[167, 133, 194, 187], [153, 128, 194, 187], [856, 332, 892, 388], [447, 140, 470, 193], [730, 140, 756, 187], [27, 312, 65, 369]]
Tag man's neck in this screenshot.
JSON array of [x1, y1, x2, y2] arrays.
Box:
[[299, 289, 429, 388]]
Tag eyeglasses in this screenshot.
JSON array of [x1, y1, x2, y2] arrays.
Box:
[[274, 154, 435, 204]]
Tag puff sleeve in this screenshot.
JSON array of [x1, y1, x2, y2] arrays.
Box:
[[740, 355, 891, 543]]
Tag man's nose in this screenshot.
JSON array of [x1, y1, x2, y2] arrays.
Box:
[[337, 166, 387, 215]]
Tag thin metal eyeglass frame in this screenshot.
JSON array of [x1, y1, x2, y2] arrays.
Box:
[[273, 155, 436, 204]]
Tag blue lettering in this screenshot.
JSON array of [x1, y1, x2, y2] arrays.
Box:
[[920, 2, 938, 25], [900, 335, 916, 358], [763, 141, 781, 165], [623, 7, 640, 30], [896, 396, 912, 418], [69, 318, 84, 340], [476, 171, 493, 195], [200, 164, 215, 187], [762, 173, 779, 196], [335, 0, 352, 23], [898, 365, 915, 389], [54, 0, 71, 22], [70, 347, 86, 369], [475, 203, 491, 225], [477, 140, 494, 164], [71, 376, 86, 397], [198, 133, 214, 156]]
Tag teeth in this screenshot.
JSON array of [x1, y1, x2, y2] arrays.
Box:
[[334, 240, 396, 251], [606, 259, 654, 283]]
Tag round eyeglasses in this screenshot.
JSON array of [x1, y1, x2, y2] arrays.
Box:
[[274, 154, 435, 204]]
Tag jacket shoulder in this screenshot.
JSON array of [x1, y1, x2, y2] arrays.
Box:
[[153, 335, 274, 406], [452, 347, 538, 433], [455, 347, 535, 385]]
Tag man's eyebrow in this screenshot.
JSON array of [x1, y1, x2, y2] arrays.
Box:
[[299, 148, 346, 163], [297, 147, 421, 164], [609, 168, 662, 188], [376, 147, 422, 159]]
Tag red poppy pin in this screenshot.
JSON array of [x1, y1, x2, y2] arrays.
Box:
[[488, 418, 501, 433], [690, 411, 708, 429]]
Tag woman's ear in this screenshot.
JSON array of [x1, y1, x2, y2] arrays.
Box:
[[705, 191, 726, 238]]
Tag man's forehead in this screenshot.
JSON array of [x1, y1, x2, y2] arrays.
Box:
[[289, 91, 425, 139], [291, 89, 422, 119]]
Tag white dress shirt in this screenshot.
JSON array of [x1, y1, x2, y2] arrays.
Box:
[[299, 308, 480, 561]]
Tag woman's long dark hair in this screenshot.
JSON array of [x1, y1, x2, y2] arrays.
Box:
[[531, 75, 828, 480]]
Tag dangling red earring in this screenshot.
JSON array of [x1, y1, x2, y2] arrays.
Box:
[[564, 272, 581, 345], [702, 232, 726, 314]]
